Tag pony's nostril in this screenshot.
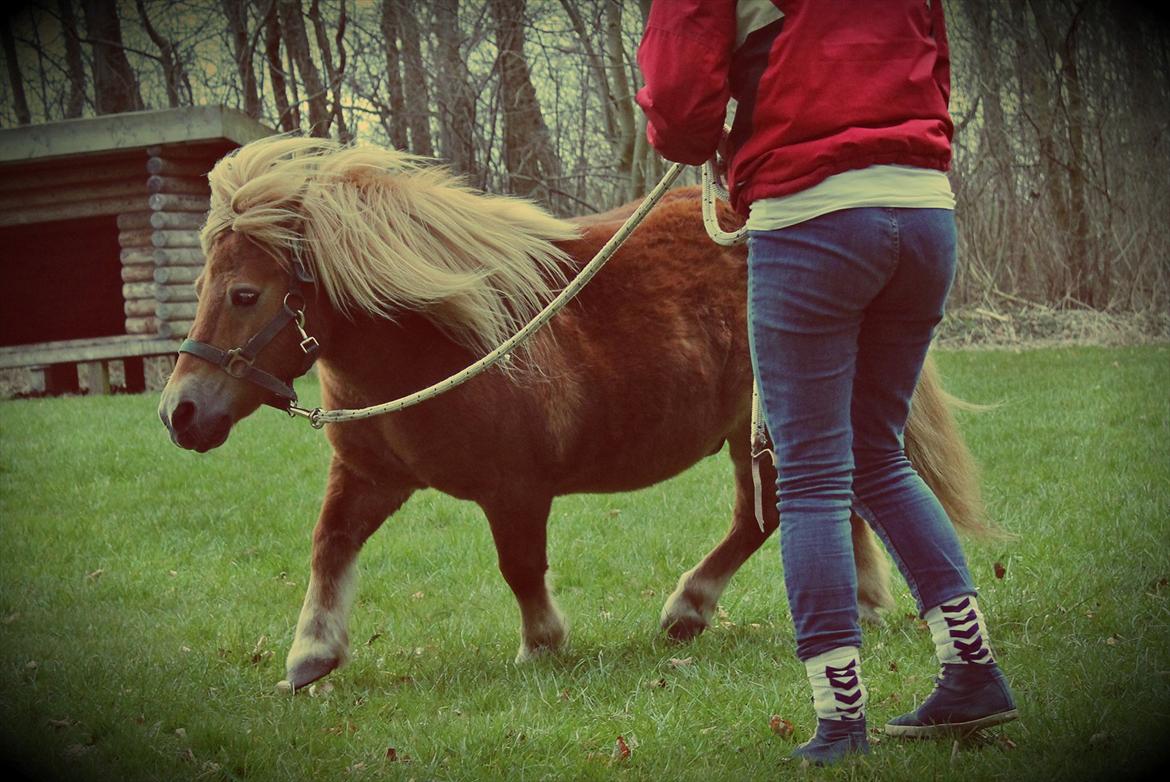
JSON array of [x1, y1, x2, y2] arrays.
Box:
[[171, 400, 196, 433]]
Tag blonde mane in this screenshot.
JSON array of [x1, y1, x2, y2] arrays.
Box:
[[201, 135, 580, 359]]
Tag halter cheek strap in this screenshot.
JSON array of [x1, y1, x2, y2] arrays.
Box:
[[178, 267, 320, 410]]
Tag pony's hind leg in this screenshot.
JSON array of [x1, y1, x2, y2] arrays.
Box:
[[481, 495, 567, 663], [660, 430, 894, 641], [280, 460, 413, 692], [661, 433, 779, 640]]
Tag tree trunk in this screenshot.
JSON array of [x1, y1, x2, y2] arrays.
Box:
[[1, 16, 32, 125], [81, 0, 144, 115], [490, 0, 562, 204], [224, 0, 261, 118], [380, 0, 410, 149], [433, 0, 478, 178], [308, 0, 349, 142], [278, 0, 330, 136], [57, 0, 86, 118], [261, 0, 297, 132], [398, 0, 433, 156]]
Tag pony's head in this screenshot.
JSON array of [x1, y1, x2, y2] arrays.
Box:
[[160, 135, 579, 451]]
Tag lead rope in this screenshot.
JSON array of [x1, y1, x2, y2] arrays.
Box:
[[291, 159, 687, 427], [700, 161, 772, 534]]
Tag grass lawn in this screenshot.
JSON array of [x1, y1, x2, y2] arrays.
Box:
[[1, 345, 1168, 781]]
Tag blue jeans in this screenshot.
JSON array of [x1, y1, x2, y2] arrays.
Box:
[[747, 207, 975, 662]]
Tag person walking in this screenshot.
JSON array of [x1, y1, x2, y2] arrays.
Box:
[[636, 0, 1017, 765]]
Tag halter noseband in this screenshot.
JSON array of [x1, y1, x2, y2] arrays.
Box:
[[178, 259, 320, 414]]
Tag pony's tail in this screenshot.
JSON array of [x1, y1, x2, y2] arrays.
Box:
[[905, 355, 1008, 540]]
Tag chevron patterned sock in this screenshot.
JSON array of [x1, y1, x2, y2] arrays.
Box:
[[804, 646, 867, 722], [925, 595, 996, 666]]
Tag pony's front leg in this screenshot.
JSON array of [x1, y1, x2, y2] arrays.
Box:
[[481, 495, 567, 663], [279, 461, 413, 692]]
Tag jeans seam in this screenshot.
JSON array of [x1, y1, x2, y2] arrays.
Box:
[[851, 495, 925, 610]]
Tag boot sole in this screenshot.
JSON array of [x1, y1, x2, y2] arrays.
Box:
[[884, 708, 1019, 738]]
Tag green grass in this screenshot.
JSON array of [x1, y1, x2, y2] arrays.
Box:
[[1, 345, 1168, 781]]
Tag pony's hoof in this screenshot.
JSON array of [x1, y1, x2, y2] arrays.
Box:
[[515, 643, 554, 664], [662, 614, 708, 642], [859, 603, 883, 624], [660, 588, 711, 641], [281, 655, 341, 692]]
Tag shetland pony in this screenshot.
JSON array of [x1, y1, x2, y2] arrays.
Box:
[[159, 137, 989, 691]]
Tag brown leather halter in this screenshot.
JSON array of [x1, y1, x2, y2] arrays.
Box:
[[178, 259, 320, 412]]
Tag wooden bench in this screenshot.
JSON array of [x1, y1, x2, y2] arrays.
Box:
[[0, 334, 180, 395]]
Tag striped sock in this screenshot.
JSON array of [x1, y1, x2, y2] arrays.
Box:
[[804, 646, 866, 722], [925, 595, 996, 666]]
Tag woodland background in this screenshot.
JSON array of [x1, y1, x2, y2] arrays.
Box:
[[1, 0, 1168, 317]]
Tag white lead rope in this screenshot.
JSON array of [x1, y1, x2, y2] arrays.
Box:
[[291, 160, 687, 428]]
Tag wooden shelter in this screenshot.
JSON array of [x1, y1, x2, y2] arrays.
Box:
[[0, 106, 272, 394]]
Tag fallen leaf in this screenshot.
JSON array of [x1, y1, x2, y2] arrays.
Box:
[[64, 744, 94, 758], [559, 688, 570, 701], [175, 728, 187, 739], [25, 660, 38, 670], [888, 661, 899, 672], [366, 633, 382, 646], [769, 715, 795, 738], [650, 677, 668, 689], [1106, 634, 1120, 646], [47, 718, 76, 730], [1089, 731, 1110, 746], [994, 562, 1007, 580], [385, 747, 398, 762], [2, 612, 19, 625], [85, 569, 104, 582], [324, 721, 359, 735], [613, 735, 631, 761], [668, 657, 693, 668], [178, 748, 196, 763], [411, 591, 425, 600]]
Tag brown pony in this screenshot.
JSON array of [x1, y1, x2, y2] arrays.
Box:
[[158, 137, 988, 692]]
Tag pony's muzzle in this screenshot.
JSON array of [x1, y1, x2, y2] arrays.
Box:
[[159, 384, 233, 453]]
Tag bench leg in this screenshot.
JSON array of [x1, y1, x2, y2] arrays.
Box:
[[79, 361, 112, 395]]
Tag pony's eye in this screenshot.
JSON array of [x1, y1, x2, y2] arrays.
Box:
[[231, 289, 260, 307]]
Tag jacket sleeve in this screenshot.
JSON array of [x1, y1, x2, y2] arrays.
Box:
[[635, 0, 736, 165]]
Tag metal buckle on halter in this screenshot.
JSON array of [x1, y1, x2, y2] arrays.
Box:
[[224, 347, 253, 378]]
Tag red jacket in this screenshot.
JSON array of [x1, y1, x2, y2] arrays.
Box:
[[636, 0, 954, 215]]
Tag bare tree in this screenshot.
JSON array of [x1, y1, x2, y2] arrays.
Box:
[[490, 0, 562, 202], [432, 0, 478, 177], [1, 16, 32, 125], [224, 0, 262, 118], [56, 0, 87, 118], [308, 0, 349, 141], [379, 0, 409, 148], [262, 0, 297, 132], [397, 0, 432, 156], [81, 0, 144, 115], [135, 0, 192, 108], [277, 0, 329, 135]]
